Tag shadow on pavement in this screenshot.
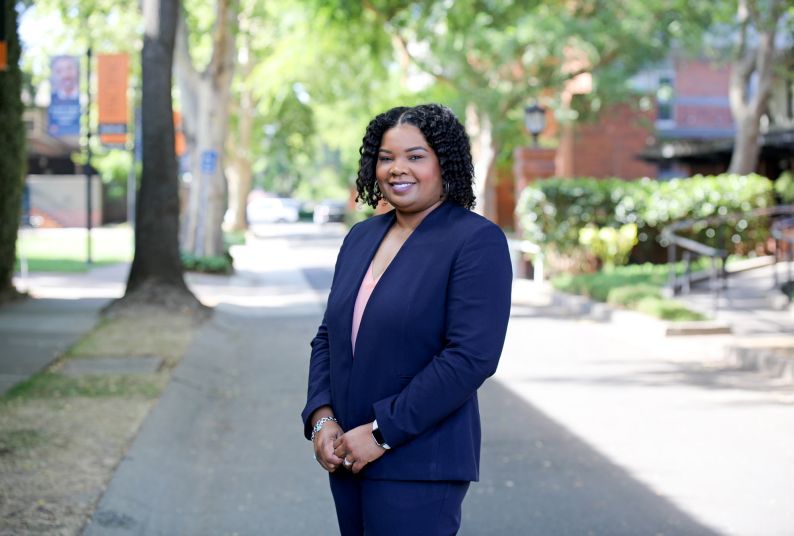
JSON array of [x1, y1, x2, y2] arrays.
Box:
[[466, 380, 720, 535]]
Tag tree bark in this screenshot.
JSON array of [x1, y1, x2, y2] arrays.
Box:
[[227, 82, 254, 232], [109, 0, 204, 315], [175, 0, 238, 257], [728, 0, 782, 175], [0, 0, 25, 301], [466, 103, 498, 221], [224, 31, 255, 233]]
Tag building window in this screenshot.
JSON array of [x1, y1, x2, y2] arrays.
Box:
[[657, 76, 674, 122]]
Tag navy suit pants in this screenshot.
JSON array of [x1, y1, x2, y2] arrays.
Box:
[[329, 472, 470, 535]]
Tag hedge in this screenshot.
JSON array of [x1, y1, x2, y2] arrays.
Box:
[[516, 174, 775, 266]]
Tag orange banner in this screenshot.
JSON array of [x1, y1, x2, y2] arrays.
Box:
[[174, 111, 186, 156], [97, 53, 129, 147], [0, 42, 6, 71]]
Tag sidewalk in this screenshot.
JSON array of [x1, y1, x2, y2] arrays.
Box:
[[3, 232, 794, 535]]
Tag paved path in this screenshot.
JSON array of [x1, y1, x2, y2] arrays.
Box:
[[5, 223, 794, 535], [0, 297, 108, 395], [675, 262, 794, 336]]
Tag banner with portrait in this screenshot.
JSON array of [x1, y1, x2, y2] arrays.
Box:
[[48, 55, 81, 137]]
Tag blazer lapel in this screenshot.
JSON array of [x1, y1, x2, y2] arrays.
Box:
[[338, 211, 396, 359]]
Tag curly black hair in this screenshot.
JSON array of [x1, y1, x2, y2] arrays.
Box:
[[355, 104, 476, 210]]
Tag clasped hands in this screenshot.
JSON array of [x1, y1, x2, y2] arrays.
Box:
[[313, 421, 386, 474]]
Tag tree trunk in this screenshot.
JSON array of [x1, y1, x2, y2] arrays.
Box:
[[109, 0, 203, 315], [465, 103, 498, 221], [728, 0, 780, 175], [224, 34, 255, 233], [0, 0, 25, 301], [175, 0, 238, 257], [227, 82, 254, 232]]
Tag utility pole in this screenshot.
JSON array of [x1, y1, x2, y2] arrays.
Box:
[[85, 46, 93, 265]]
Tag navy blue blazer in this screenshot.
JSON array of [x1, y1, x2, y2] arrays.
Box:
[[301, 200, 512, 482]]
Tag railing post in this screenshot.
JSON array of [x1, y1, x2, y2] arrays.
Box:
[[773, 238, 779, 290], [710, 255, 719, 315], [682, 251, 691, 295], [666, 242, 677, 296]]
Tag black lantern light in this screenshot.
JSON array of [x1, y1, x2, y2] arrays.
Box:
[[524, 102, 547, 148]]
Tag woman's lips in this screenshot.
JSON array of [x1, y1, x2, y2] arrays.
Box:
[[389, 182, 415, 193]]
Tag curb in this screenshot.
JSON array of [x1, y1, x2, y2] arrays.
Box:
[[726, 338, 794, 385], [541, 288, 733, 336]]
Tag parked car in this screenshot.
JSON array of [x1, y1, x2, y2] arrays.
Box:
[[313, 199, 347, 224], [247, 197, 300, 224]]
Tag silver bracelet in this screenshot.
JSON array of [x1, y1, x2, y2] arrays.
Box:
[[311, 416, 338, 441]]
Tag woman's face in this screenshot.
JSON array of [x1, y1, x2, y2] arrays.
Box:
[[375, 124, 444, 214]]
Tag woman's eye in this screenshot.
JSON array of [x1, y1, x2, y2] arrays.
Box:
[[408, 155, 423, 161], [378, 156, 392, 162]]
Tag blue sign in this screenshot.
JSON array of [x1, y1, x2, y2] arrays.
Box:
[[48, 55, 81, 137], [201, 150, 218, 174]]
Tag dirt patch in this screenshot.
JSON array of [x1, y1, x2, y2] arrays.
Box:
[[0, 308, 203, 535], [0, 398, 153, 535]]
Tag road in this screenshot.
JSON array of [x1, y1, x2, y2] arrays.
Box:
[[76, 222, 793, 535]]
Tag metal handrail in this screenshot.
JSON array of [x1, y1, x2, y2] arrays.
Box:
[[770, 214, 794, 292], [661, 205, 794, 312]]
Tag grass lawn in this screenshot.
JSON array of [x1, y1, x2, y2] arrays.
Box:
[[14, 226, 134, 273]]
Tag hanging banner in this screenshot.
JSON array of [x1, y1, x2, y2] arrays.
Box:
[[48, 55, 81, 137], [97, 53, 129, 148]]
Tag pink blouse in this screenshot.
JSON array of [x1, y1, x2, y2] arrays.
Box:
[[351, 262, 378, 354]]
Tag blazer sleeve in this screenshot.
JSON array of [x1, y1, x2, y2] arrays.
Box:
[[300, 227, 353, 440], [372, 224, 512, 448]]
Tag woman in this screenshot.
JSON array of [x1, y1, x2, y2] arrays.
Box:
[[301, 104, 512, 535]]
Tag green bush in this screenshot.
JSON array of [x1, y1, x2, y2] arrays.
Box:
[[774, 171, 794, 204], [606, 283, 662, 307], [633, 297, 706, 321], [181, 252, 233, 274], [516, 173, 774, 266], [552, 262, 708, 321], [579, 223, 638, 269]]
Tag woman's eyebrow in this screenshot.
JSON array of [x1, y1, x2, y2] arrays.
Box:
[[378, 146, 428, 153]]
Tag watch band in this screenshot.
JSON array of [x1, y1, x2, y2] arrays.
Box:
[[371, 419, 391, 450]]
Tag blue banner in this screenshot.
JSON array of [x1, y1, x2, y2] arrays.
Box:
[[48, 55, 81, 137]]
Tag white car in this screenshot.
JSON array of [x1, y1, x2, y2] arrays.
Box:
[[247, 197, 300, 224]]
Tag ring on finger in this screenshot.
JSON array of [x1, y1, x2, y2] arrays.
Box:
[[343, 458, 353, 467]]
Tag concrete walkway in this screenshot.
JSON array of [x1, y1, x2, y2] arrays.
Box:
[[675, 262, 794, 336], [4, 224, 793, 535]]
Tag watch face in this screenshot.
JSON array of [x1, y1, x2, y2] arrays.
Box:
[[372, 427, 386, 445]]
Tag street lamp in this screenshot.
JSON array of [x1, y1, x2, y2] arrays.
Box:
[[524, 102, 547, 148]]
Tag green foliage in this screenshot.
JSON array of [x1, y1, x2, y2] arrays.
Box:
[[180, 252, 233, 274], [92, 150, 135, 201], [1, 2, 26, 295], [607, 284, 705, 321], [223, 230, 246, 247], [517, 174, 775, 265], [552, 261, 707, 321], [774, 171, 794, 204], [579, 223, 638, 269], [551, 259, 710, 301]]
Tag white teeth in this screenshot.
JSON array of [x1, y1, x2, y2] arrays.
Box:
[[391, 183, 414, 192]]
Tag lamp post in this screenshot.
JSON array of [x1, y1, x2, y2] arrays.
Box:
[[524, 102, 547, 148]]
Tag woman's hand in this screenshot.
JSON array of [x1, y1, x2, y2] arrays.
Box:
[[333, 422, 386, 474], [314, 421, 344, 472]]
